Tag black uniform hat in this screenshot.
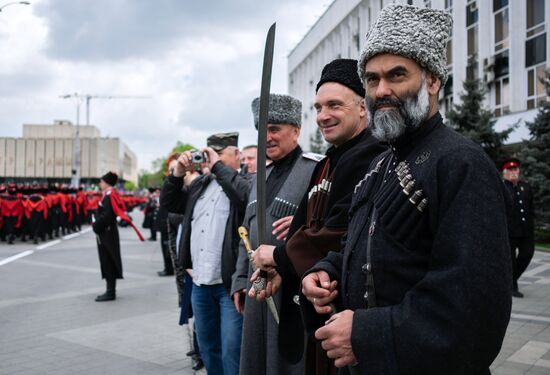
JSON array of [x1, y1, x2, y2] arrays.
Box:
[[8, 183, 18, 195], [501, 157, 521, 171], [316, 58, 366, 97], [207, 132, 239, 151], [101, 171, 118, 186]]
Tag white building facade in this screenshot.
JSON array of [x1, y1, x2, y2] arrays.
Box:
[[288, 0, 549, 149], [0, 120, 138, 184]]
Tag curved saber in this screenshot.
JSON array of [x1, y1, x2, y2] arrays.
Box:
[[256, 22, 275, 246], [254, 23, 278, 323]]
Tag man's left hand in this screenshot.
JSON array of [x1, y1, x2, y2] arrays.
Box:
[[248, 268, 281, 300], [272, 216, 293, 241], [202, 147, 220, 170], [315, 310, 357, 368], [252, 244, 276, 270]]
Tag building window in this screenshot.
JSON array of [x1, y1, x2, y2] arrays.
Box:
[[494, 76, 510, 117], [446, 39, 453, 66], [527, 0, 545, 38], [467, 26, 478, 57], [526, 33, 547, 67], [466, 1, 478, 27], [441, 75, 453, 115], [466, 1, 478, 73], [493, 0, 508, 11], [527, 63, 547, 109], [445, 0, 453, 11], [494, 3, 509, 52], [446, 20, 453, 67], [525, 0, 546, 73], [467, 56, 478, 80], [407, 0, 413, 5], [424, 0, 431, 8], [494, 50, 509, 78]]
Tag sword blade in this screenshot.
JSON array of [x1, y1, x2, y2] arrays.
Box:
[[255, 23, 279, 325], [256, 22, 275, 245], [266, 297, 280, 324]]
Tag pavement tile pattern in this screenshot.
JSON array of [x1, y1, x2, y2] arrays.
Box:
[[1, 210, 549, 374]]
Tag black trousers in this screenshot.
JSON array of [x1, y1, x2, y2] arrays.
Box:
[[3, 216, 17, 242], [160, 230, 174, 273], [510, 236, 535, 289]]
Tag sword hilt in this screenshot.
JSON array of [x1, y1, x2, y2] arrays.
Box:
[[238, 226, 268, 291]]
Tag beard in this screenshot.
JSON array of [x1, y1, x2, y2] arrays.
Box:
[[366, 79, 430, 143]]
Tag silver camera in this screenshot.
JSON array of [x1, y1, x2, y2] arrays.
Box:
[[191, 151, 207, 164]]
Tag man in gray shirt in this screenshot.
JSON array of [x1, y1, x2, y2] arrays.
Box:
[[161, 132, 249, 375]]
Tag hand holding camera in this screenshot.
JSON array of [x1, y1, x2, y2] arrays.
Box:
[[174, 148, 219, 177], [173, 151, 196, 177], [201, 147, 220, 169]]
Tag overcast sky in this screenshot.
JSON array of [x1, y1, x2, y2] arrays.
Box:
[[0, 0, 330, 171]]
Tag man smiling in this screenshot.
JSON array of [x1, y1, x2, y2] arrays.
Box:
[[250, 59, 385, 374], [301, 5, 512, 374], [232, 93, 320, 375]]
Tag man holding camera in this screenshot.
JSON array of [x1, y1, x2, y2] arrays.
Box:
[[161, 132, 248, 375]]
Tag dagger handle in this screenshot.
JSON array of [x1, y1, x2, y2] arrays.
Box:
[[238, 226, 268, 291]]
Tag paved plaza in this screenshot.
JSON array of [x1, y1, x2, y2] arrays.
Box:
[[1, 211, 550, 374]]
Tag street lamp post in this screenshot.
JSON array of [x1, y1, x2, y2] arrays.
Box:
[[0, 2, 30, 12], [60, 93, 82, 188]]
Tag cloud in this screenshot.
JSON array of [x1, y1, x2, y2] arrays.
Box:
[[35, 0, 315, 62], [0, 0, 330, 170]]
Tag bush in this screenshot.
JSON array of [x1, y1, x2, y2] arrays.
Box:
[[535, 226, 550, 243]]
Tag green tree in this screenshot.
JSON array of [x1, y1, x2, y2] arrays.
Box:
[[138, 169, 152, 189], [446, 58, 515, 165], [124, 180, 136, 192], [172, 142, 194, 153], [520, 69, 550, 227], [309, 128, 328, 154]]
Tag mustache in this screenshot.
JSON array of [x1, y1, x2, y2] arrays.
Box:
[[372, 97, 402, 109]]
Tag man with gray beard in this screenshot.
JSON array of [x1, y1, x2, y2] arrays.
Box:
[[301, 5, 512, 375]]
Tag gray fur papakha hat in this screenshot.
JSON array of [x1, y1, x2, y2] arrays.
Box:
[[251, 94, 302, 129], [358, 4, 453, 86]]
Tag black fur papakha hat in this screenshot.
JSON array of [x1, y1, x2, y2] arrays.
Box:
[[101, 171, 118, 186], [358, 4, 452, 86], [207, 132, 239, 151], [316, 58, 365, 97], [251, 94, 302, 129]]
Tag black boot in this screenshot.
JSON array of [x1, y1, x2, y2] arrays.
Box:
[[191, 355, 204, 371], [95, 279, 116, 302], [512, 282, 524, 298]]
